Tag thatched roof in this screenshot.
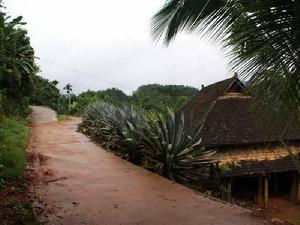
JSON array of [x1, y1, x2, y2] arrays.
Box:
[[180, 76, 300, 147]]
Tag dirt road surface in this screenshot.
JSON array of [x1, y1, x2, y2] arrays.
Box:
[[30, 106, 57, 123], [29, 106, 265, 225]]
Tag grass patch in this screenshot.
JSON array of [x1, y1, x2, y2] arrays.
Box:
[[57, 114, 67, 121], [0, 117, 29, 180], [0, 117, 38, 224]]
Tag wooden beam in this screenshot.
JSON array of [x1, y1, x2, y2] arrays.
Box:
[[274, 173, 279, 195], [291, 173, 297, 200], [264, 176, 269, 208], [297, 173, 300, 202]]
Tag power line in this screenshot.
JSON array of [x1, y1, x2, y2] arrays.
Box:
[[38, 58, 133, 91]]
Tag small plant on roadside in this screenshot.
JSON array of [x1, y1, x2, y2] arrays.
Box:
[[0, 178, 6, 188], [57, 114, 67, 121], [2, 198, 39, 225]]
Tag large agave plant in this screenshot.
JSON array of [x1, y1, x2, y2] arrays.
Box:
[[81, 101, 145, 164], [131, 110, 215, 184]]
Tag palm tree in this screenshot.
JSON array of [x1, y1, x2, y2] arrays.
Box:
[[63, 83, 73, 113], [152, 0, 300, 114], [152, 0, 300, 172]]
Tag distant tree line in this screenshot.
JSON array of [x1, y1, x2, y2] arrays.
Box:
[[30, 76, 199, 115]]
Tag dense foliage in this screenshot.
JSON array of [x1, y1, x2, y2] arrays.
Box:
[[131, 84, 198, 111], [0, 11, 38, 116], [74, 88, 130, 115], [79, 101, 214, 184], [29, 83, 198, 116], [30, 76, 60, 110], [0, 2, 34, 185], [27, 76, 199, 117], [68, 84, 198, 115]]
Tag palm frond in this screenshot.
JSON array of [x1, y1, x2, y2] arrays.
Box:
[[152, 0, 300, 127]]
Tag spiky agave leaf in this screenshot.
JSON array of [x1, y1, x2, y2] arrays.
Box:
[[133, 109, 215, 184], [81, 101, 145, 164]]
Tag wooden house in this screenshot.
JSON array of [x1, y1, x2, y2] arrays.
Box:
[[180, 76, 300, 208]]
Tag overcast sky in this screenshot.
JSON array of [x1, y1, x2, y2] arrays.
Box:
[[5, 0, 231, 94]]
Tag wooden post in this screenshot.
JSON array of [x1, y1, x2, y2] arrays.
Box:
[[297, 173, 300, 202], [227, 178, 232, 202], [264, 176, 269, 208], [291, 172, 300, 202], [221, 179, 226, 201], [274, 173, 279, 195], [291, 173, 297, 200], [258, 176, 263, 208]]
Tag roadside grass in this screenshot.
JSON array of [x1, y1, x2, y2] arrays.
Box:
[[57, 114, 67, 121], [0, 117, 40, 225], [0, 117, 29, 180], [294, 216, 300, 224]]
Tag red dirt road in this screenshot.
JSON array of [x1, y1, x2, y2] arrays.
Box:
[[29, 106, 265, 225]]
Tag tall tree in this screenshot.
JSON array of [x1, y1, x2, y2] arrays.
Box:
[[63, 83, 73, 112], [0, 2, 38, 115]]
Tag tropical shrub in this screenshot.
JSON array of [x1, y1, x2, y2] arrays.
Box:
[[80, 102, 215, 185], [30, 76, 60, 110]]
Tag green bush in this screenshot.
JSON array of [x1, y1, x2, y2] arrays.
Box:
[[0, 117, 29, 180], [0, 91, 4, 117]]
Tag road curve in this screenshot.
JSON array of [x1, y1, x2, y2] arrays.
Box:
[[30, 106, 57, 123], [29, 107, 265, 225]]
